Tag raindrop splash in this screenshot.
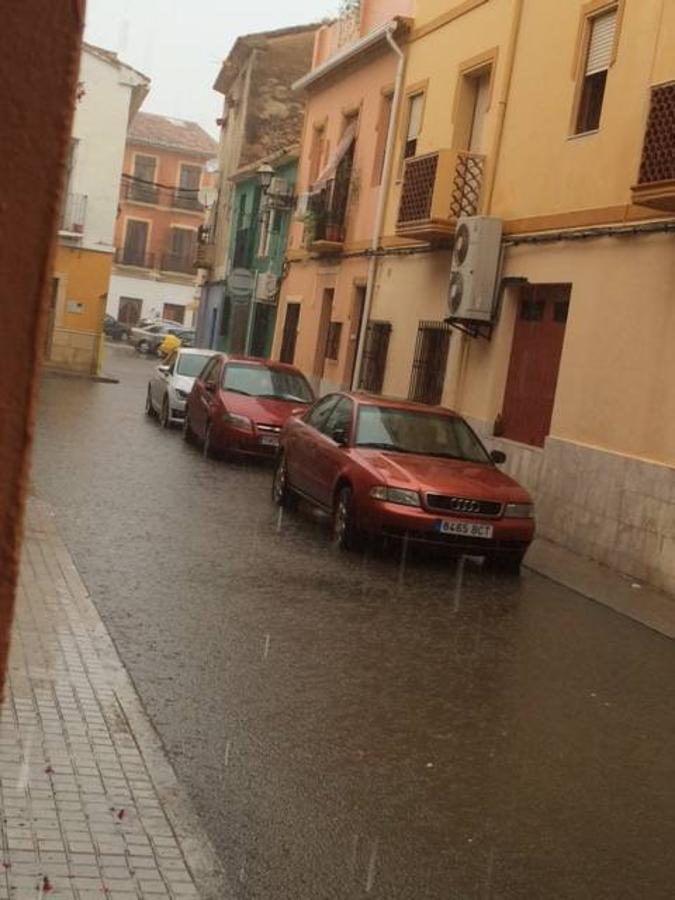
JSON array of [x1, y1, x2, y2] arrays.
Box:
[[453, 555, 466, 613], [224, 740, 231, 767], [365, 838, 379, 893], [263, 633, 271, 660]]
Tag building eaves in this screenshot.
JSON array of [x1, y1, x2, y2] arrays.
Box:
[[230, 144, 300, 183], [293, 17, 410, 92], [213, 21, 325, 95]]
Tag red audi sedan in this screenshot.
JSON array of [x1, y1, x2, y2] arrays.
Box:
[[183, 355, 315, 458], [273, 392, 535, 570]]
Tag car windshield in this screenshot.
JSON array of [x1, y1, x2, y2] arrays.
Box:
[[176, 353, 213, 377], [355, 405, 490, 462], [222, 364, 314, 402]]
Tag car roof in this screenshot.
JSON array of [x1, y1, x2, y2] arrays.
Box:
[[337, 391, 461, 417], [224, 354, 307, 375], [176, 347, 217, 356]]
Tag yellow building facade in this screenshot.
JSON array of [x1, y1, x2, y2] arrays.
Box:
[[361, 0, 675, 592]]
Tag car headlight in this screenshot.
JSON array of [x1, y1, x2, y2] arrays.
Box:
[[223, 412, 253, 433], [503, 502, 534, 519], [369, 486, 421, 507], [175, 388, 189, 400]]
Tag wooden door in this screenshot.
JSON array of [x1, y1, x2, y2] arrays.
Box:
[[279, 302, 300, 364], [118, 297, 142, 325], [501, 284, 571, 447]]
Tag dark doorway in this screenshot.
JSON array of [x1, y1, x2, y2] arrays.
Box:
[[501, 284, 571, 447], [359, 320, 392, 394], [279, 302, 300, 364], [118, 296, 142, 326]]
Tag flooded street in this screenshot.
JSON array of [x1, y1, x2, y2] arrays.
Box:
[[32, 345, 675, 899]]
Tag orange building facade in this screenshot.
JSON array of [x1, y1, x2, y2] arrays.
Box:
[[108, 113, 218, 327]]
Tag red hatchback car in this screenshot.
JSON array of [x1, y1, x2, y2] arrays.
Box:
[[183, 355, 315, 458], [273, 392, 535, 570]]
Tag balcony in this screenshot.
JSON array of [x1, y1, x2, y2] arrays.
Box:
[[114, 247, 155, 269], [59, 192, 87, 235], [160, 252, 196, 275], [396, 149, 485, 242], [120, 177, 203, 212], [304, 189, 346, 255], [195, 242, 215, 269], [632, 83, 675, 211]]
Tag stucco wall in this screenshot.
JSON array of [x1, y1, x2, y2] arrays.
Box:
[[107, 272, 197, 324]]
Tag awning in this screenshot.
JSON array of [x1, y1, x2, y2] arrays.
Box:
[[313, 120, 358, 190]]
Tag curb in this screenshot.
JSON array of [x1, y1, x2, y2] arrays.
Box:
[[524, 537, 675, 640]]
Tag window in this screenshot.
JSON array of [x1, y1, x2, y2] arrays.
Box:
[[122, 219, 149, 266], [177, 352, 216, 377], [325, 322, 342, 361], [134, 155, 156, 182], [403, 93, 424, 160], [409, 321, 452, 405], [179, 164, 201, 190], [162, 302, 185, 324], [305, 395, 340, 430], [165, 227, 197, 273], [130, 155, 158, 203], [222, 364, 314, 402], [309, 123, 326, 184], [355, 406, 490, 463], [323, 397, 353, 438], [372, 92, 393, 186], [359, 321, 391, 394], [575, 7, 617, 134], [200, 357, 221, 383]]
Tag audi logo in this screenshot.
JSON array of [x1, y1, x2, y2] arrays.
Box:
[[449, 498, 481, 513]]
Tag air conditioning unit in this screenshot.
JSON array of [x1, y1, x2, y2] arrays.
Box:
[[447, 216, 503, 322], [255, 271, 279, 302], [268, 177, 291, 198]]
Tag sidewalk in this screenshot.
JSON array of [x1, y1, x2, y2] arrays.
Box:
[[1, 498, 229, 899]]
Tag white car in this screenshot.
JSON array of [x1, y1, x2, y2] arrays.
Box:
[[145, 347, 218, 427]]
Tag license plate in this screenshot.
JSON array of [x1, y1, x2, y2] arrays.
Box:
[[260, 434, 279, 446], [436, 519, 493, 539]]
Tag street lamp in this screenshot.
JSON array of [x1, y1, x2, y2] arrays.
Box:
[[257, 163, 274, 192]]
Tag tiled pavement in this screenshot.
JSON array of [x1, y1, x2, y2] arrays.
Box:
[[0, 498, 229, 899]]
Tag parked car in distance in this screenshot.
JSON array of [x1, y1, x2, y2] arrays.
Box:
[[130, 321, 192, 354], [145, 347, 218, 427], [273, 392, 535, 570], [103, 314, 130, 342], [183, 355, 315, 458]]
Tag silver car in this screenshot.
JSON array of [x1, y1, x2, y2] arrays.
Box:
[[130, 321, 185, 354], [145, 347, 218, 427]]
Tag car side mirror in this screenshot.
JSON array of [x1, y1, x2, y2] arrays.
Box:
[[291, 406, 305, 417], [332, 428, 348, 446], [158, 365, 170, 375], [490, 449, 507, 465], [205, 381, 216, 393]]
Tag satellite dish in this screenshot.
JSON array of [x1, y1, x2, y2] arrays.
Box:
[[205, 157, 219, 173], [198, 186, 218, 208]]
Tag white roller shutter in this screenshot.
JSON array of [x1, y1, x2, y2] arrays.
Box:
[[586, 8, 617, 75]]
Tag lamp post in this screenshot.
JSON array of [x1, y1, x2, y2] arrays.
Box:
[[256, 163, 274, 192]]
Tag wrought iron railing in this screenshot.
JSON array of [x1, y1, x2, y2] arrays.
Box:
[[120, 176, 203, 211], [160, 252, 196, 275], [114, 247, 155, 269], [397, 150, 485, 228], [60, 193, 87, 233]]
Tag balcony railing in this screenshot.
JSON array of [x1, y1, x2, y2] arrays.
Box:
[[396, 149, 485, 242], [160, 252, 196, 275], [114, 247, 155, 269], [59, 192, 87, 234], [632, 82, 675, 211], [195, 242, 215, 269], [303, 187, 347, 253], [120, 176, 204, 212]]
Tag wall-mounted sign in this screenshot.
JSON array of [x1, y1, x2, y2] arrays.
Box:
[[67, 301, 85, 314], [227, 268, 254, 297]]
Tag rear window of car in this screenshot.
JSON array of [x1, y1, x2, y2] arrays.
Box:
[[222, 364, 314, 402], [176, 353, 213, 377]]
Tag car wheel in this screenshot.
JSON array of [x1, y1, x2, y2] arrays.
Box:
[[182, 411, 196, 444], [160, 397, 171, 429], [333, 485, 360, 551], [145, 386, 156, 418], [485, 550, 526, 574], [272, 454, 297, 510]]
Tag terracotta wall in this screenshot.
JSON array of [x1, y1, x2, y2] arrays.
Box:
[[0, 1, 85, 697]]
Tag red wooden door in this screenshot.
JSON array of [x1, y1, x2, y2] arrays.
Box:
[[501, 285, 570, 447]]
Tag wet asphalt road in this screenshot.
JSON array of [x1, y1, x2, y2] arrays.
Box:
[[32, 345, 675, 899]]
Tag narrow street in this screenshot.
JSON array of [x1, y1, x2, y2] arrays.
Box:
[[32, 345, 675, 900]]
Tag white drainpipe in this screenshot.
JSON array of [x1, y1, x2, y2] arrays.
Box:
[[350, 24, 406, 390]]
